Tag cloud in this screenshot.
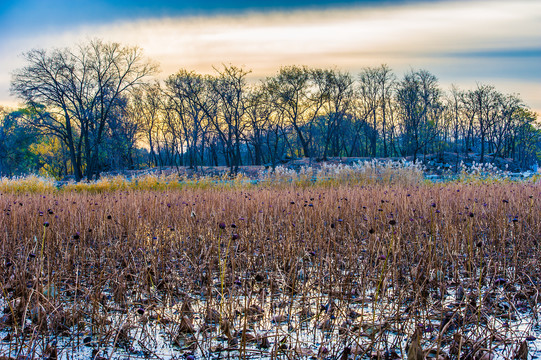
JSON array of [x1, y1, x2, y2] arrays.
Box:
[[1, 0, 540, 112]]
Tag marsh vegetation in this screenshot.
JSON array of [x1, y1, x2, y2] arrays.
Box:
[[0, 171, 540, 359]]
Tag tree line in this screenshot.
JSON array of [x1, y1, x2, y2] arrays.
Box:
[[1, 39, 539, 180]]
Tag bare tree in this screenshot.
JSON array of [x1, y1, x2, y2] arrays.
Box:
[[358, 67, 381, 157], [103, 95, 140, 170], [129, 83, 163, 167], [489, 93, 521, 160], [396, 69, 442, 162], [11, 39, 157, 181], [165, 70, 214, 169], [245, 85, 272, 165], [377, 65, 396, 157], [318, 69, 355, 159], [512, 108, 539, 167], [467, 84, 500, 163], [208, 65, 250, 173], [266, 66, 328, 158]]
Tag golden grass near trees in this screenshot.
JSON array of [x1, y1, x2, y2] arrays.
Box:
[[0, 180, 540, 359]]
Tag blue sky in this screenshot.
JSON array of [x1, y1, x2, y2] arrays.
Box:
[[0, 0, 417, 33], [1, 0, 540, 113]]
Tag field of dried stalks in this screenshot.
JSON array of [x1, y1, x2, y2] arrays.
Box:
[[0, 176, 540, 359]]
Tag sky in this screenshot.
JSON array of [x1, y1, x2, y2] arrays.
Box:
[[1, 0, 540, 114]]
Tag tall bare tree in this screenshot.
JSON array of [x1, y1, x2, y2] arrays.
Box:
[[266, 66, 329, 158], [245, 85, 273, 165], [11, 39, 157, 180], [396, 69, 441, 162], [358, 67, 381, 157], [129, 83, 163, 167], [165, 70, 215, 168], [208, 66, 249, 173], [318, 69, 355, 159]]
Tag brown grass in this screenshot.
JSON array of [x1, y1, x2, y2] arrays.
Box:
[[0, 182, 540, 359]]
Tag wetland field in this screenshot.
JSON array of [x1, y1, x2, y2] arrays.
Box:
[[0, 177, 540, 359]]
